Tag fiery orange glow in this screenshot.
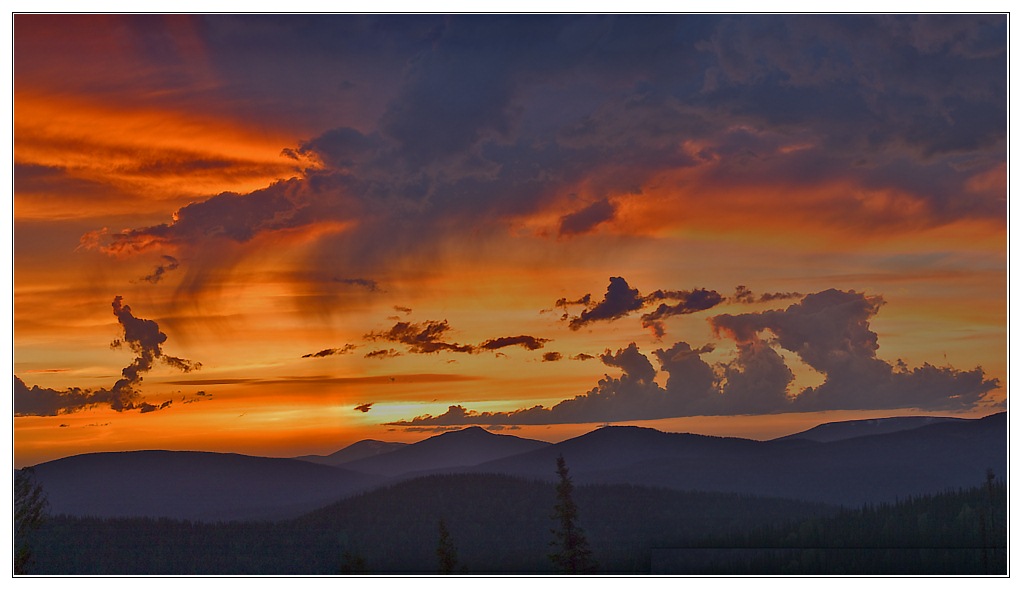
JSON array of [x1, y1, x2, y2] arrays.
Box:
[[12, 15, 1006, 469]]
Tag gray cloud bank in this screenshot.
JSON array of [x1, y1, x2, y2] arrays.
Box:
[[389, 289, 999, 426], [80, 16, 1005, 298]]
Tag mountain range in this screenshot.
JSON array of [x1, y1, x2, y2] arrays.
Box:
[[26, 412, 1006, 521]]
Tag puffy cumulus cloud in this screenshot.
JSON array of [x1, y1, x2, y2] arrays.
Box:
[[567, 277, 645, 330], [302, 344, 358, 358], [542, 352, 563, 362], [711, 289, 998, 412], [391, 289, 998, 426], [14, 297, 200, 416], [562, 277, 725, 336]]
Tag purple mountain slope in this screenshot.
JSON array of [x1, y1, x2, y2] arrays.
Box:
[[773, 415, 967, 443], [295, 439, 408, 466], [336, 426, 550, 477], [472, 413, 1006, 506], [30, 450, 384, 522]]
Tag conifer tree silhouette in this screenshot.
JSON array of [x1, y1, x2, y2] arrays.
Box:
[[548, 455, 596, 574], [437, 518, 459, 574], [14, 467, 48, 575]]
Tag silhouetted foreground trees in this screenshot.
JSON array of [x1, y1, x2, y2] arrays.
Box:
[[14, 467, 48, 574], [657, 480, 1008, 575], [436, 518, 462, 574], [549, 455, 596, 573], [25, 472, 1004, 575]]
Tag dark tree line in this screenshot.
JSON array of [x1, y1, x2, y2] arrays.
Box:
[[25, 461, 1004, 574]]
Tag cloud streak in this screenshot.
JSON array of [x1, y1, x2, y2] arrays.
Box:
[[302, 344, 358, 358], [139, 255, 180, 284], [365, 318, 553, 356]]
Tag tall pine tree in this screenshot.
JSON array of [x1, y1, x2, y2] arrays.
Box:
[[436, 518, 459, 574], [549, 455, 596, 574]]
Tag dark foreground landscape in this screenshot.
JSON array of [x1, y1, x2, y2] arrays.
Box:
[[17, 412, 1007, 575]]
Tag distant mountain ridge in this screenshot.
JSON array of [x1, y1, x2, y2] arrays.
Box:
[[470, 412, 1006, 506], [774, 415, 968, 443], [336, 426, 550, 476], [295, 439, 408, 466], [30, 450, 384, 522], [27, 413, 1005, 521]]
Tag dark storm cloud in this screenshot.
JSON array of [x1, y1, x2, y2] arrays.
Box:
[[542, 352, 563, 362], [14, 298, 200, 416], [390, 289, 999, 426], [302, 344, 358, 358], [478, 335, 551, 351], [558, 197, 617, 236], [83, 15, 1004, 289]]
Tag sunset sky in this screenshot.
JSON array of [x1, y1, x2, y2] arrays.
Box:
[[11, 14, 1007, 468]]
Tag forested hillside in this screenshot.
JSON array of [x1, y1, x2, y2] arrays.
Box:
[[29, 473, 832, 574], [656, 480, 1008, 575]]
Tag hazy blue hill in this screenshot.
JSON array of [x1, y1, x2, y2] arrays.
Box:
[[30, 450, 384, 521], [774, 415, 967, 443], [336, 426, 550, 477], [294, 439, 408, 466]]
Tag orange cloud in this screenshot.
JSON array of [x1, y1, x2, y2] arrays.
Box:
[[14, 89, 317, 219]]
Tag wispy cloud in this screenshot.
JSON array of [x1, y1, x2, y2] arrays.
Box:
[[302, 344, 358, 358]]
